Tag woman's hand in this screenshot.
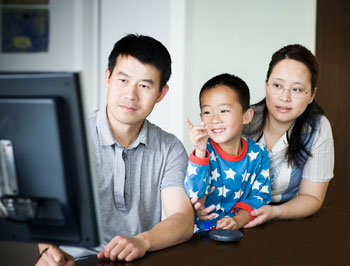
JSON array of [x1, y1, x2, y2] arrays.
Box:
[[244, 180, 329, 228], [243, 205, 275, 228]]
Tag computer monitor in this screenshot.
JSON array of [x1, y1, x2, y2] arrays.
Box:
[[0, 72, 101, 247]]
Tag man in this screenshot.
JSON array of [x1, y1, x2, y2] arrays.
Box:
[[36, 34, 194, 265]]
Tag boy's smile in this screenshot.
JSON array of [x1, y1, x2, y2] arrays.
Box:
[[200, 85, 249, 156]]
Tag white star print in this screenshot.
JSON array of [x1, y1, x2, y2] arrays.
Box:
[[205, 185, 211, 194], [260, 169, 269, 179], [194, 224, 199, 232], [211, 168, 220, 182], [217, 185, 230, 197], [210, 151, 217, 161], [250, 173, 256, 185], [234, 189, 243, 199], [254, 195, 263, 202], [187, 164, 197, 176], [260, 185, 269, 194], [252, 180, 262, 191], [224, 168, 236, 180], [188, 189, 199, 198], [248, 150, 259, 161], [216, 203, 221, 211], [242, 170, 250, 182]]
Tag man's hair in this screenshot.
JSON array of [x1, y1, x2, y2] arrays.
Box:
[[199, 73, 250, 112], [107, 34, 172, 91]]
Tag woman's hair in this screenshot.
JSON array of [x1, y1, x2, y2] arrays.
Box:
[[253, 44, 324, 167]]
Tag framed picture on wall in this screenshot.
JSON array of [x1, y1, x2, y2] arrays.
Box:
[[1, 7, 49, 53]]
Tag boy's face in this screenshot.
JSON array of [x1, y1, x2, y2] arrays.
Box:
[[105, 55, 168, 129], [200, 85, 249, 149]]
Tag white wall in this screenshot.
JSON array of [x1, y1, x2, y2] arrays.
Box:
[[0, 0, 316, 152], [183, 0, 316, 152], [98, 0, 186, 141]]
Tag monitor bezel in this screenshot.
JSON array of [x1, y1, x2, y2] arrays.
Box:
[[0, 72, 101, 247]]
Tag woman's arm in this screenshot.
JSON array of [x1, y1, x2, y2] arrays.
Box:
[[244, 179, 329, 228], [273, 179, 329, 219]]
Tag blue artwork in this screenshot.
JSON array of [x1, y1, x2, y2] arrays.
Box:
[[2, 8, 49, 53]]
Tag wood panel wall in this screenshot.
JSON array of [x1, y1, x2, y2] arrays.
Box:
[[316, 0, 350, 208]]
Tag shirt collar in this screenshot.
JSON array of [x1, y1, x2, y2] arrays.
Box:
[[96, 105, 115, 146], [128, 119, 149, 149], [259, 123, 295, 155], [96, 105, 149, 148]]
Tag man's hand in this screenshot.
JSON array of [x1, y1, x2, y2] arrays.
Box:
[[97, 235, 150, 262], [35, 245, 74, 266], [191, 186, 216, 220]]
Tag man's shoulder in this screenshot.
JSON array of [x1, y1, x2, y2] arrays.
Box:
[[88, 109, 99, 125], [146, 120, 182, 145], [145, 120, 187, 159]]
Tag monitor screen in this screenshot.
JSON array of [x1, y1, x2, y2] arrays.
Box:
[[0, 72, 101, 247]]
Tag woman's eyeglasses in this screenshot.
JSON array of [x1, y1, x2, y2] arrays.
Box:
[[267, 82, 309, 99]]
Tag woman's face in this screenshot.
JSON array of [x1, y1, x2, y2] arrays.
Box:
[[265, 59, 316, 127]]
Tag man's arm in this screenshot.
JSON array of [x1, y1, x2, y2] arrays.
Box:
[[36, 243, 74, 266], [98, 186, 194, 262], [141, 186, 194, 250]]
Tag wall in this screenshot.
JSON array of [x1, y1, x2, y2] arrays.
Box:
[[183, 0, 316, 151], [0, 0, 317, 151], [98, 0, 186, 141], [316, 0, 349, 209], [0, 0, 99, 112]]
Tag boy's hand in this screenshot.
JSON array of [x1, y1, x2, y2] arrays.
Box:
[[185, 117, 208, 158], [216, 217, 239, 230]]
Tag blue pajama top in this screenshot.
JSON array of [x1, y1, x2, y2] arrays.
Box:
[[184, 138, 271, 232]]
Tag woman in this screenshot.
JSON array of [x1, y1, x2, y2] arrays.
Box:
[[192, 44, 334, 227]]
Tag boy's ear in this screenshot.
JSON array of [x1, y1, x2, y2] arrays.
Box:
[[243, 108, 254, 125]]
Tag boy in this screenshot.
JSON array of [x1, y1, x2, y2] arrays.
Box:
[[185, 73, 271, 232]]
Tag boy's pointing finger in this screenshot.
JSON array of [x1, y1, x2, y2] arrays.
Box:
[[185, 117, 194, 129]]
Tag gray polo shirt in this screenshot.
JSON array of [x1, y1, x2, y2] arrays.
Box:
[[62, 106, 188, 258]]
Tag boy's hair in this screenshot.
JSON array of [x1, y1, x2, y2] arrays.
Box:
[[107, 34, 172, 91], [199, 73, 250, 112]]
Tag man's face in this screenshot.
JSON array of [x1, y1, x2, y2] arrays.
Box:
[[105, 55, 168, 128]]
